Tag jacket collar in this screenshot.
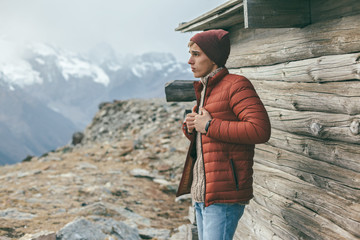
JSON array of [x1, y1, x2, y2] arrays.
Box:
[[193, 68, 229, 106], [207, 67, 229, 88]]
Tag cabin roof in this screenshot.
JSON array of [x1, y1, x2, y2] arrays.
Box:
[[175, 0, 311, 32], [175, 0, 243, 32]]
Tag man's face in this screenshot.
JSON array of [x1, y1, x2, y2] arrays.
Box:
[[188, 43, 218, 78]]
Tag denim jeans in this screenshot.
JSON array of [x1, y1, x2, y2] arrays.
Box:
[[194, 202, 245, 240]]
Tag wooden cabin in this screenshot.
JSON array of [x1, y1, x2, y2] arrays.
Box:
[[168, 0, 360, 239]]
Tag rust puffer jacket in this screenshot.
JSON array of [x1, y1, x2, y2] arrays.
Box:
[[176, 68, 271, 207]]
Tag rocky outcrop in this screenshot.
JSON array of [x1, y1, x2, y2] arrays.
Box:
[[0, 98, 195, 240]]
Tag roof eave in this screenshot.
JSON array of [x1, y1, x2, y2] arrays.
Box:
[[175, 0, 244, 32]]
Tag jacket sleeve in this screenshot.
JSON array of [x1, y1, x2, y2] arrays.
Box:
[[182, 122, 195, 141], [182, 105, 198, 141], [206, 78, 271, 144]]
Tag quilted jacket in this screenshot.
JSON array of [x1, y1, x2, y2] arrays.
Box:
[[176, 68, 271, 207]]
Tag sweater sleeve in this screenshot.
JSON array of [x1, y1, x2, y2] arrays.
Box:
[[182, 122, 195, 141], [206, 78, 271, 144]]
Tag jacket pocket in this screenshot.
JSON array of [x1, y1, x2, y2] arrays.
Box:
[[229, 159, 239, 191]]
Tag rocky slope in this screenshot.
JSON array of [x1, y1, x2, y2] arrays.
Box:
[[0, 98, 196, 240]]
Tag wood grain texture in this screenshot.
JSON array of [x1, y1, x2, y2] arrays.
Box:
[[255, 143, 359, 200], [244, 0, 310, 28], [250, 80, 360, 115], [252, 163, 360, 239], [266, 128, 360, 173], [227, 15, 360, 68], [311, 0, 360, 23], [229, 52, 360, 83], [266, 106, 360, 144]]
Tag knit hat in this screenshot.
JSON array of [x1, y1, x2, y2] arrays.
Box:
[[190, 29, 230, 67]]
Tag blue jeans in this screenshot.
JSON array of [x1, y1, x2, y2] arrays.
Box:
[[194, 202, 245, 240]]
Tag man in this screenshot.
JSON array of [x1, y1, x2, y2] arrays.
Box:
[[176, 29, 271, 240]]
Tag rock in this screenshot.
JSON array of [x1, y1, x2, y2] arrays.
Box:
[[19, 231, 56, 240], [0, 208, 36, 220], [76, 162, 98, 170], [56, 217, 140, 240], [169, 224, 198, 240], [73, 202, 151, 227], [129, 168, 154, 180], [38, 156, 62, 162], [0, 237, 12, 240], [91, 217, 140, 240], [139, 227, 171, 240], [56, 218, 107, 240], [72, 132, 84, 145], [22, 155, 34, 162]]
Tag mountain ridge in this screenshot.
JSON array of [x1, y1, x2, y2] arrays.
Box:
[[0, 40, 193, 164]]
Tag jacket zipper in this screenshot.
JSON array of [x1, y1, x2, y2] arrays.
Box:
[[200, 83, 208, 209], [230, 159, 239, 191]]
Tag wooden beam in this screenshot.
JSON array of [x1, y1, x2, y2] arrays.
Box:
[[164, 80, 196, 102], [244, 0, 311, 28], [267, 128, 360, 173], [255, 144, 360, 199], [251, 80, 360, 116], [267, 106, 360, 144], [230, 52, 360, 83], [251, 173, 359, 239], [227, 14, 360, 68]]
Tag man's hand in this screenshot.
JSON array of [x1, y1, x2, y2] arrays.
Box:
[[185, 111, 197, 133], [194, 108, 212, 134]]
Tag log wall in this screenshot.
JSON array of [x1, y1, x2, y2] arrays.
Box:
[[229, 12, 360, 240]]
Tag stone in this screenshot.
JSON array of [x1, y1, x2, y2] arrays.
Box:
[[56, 218, 107, 240], [169, 224, 198, 240], [138, 227, 171, 240], [0, 208, 36, 220], [90, 217, 140, 240], [72, 132, 84, 145], [76, 162, 98, 170], [19, 231, 56, 240], [73, 202, 151, 227], [129, 168, 154, 180]]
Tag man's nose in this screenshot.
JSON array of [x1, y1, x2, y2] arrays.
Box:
[[188, 56, 193, 64]]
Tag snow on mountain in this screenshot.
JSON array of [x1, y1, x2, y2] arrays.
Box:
[[0, 40, 44, 88], [57, 55, 109, 86], [0, 61, 43, 87], [0, 38, 193, 164], [26, 43, 110, 86]]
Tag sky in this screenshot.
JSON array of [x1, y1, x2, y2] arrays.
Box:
[[0, 0, 226, 63]]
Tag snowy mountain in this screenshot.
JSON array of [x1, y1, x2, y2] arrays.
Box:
[[0, 40, 193, 164], [0, 80, 77, 165]]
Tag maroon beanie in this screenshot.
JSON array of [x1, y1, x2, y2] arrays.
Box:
[[190, 29, 230, 67]]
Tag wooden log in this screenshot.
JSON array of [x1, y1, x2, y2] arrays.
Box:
[[311, 0, 360, 24], [253, 163, 360, 239], [250, 80, 360, 115], [227, 14, 360, 68], [229, 52, 360, 83], [235, 202, 296, 240], [266, 106, 360, 144], [254, 143, 360, 201], [266, 128, 360, 173], [244, 0, 310, 28], [165, 80, 195, 102]]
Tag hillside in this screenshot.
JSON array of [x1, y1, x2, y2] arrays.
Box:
[[0, 98, 195, 240]]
